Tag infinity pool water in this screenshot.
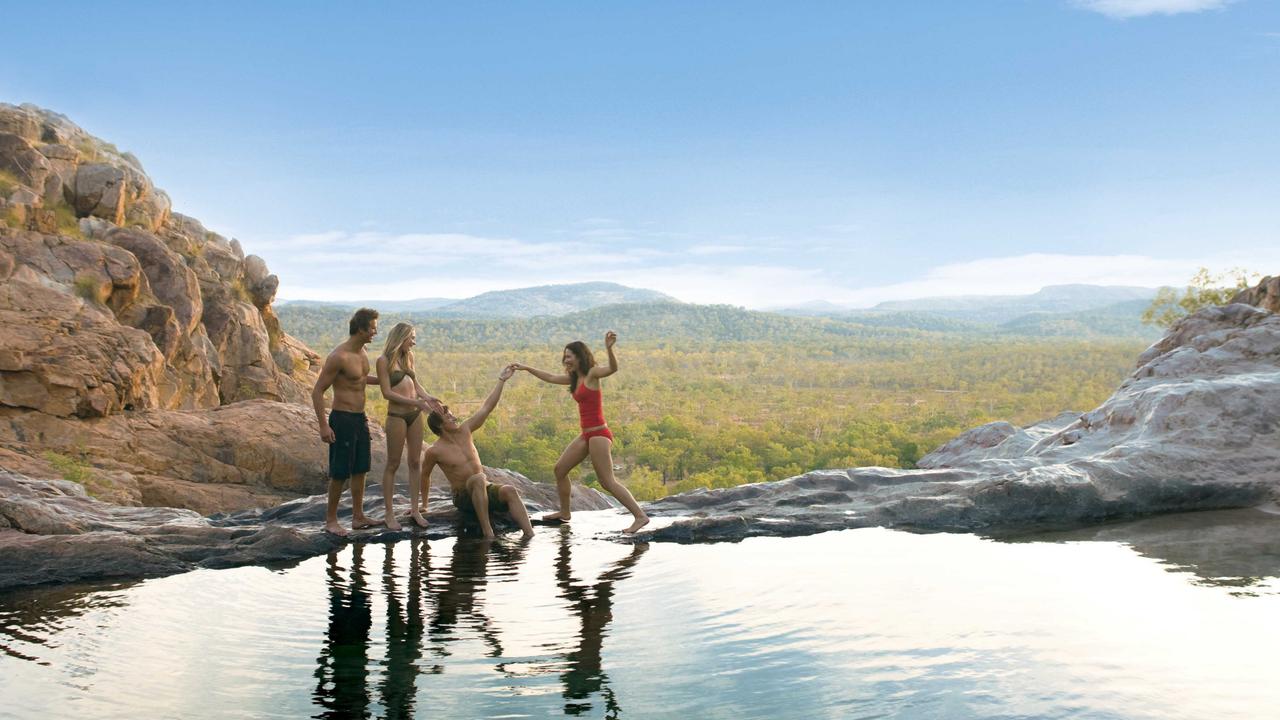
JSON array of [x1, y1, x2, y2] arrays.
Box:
[[3, 509, 1279, 719]]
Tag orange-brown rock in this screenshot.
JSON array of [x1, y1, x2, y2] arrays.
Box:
[[0, 400, 388, 514], [0, 102, 322, 514], [1231, 275, 1280, 314]]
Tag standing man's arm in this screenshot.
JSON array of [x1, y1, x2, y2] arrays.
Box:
[[312, 354, 341, 443], [465, 365, 516, 433]]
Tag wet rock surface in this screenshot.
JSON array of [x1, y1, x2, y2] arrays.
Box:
[[0, 468, 614, 591]]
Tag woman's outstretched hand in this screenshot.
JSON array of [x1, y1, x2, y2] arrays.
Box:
[[605, 330, 617, 349], [499, 364, 517, 381]]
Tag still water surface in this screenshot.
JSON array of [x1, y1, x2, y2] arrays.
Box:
[[2, 509, 1279, 719]]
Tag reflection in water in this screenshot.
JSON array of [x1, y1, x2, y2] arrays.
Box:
[[0, 581, 133, 665], [1015, 508, 1280, 594], [4, 510, 1280, 720], [555, 529, 648, 717], [380, 539, 428, 718], [313, 544, 373, 719], [428, 537, 528, 662], [307, 532, 645, 718]]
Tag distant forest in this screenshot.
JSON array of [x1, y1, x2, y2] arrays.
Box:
[[281, 302, 1149, 500]]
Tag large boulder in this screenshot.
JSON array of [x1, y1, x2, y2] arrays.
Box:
[[0, 133, 51, 195], [106, 227, 202, 334], [1233, 275, 1280, 314], [0, 400, 373, 513], [0, 263, 163, 417], [71, 163, 127, 223]]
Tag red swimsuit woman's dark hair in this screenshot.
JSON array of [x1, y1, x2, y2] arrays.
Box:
[[564, 341, 596, 393]]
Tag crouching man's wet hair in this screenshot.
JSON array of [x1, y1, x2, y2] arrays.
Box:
[[427, 411, 444, 436]]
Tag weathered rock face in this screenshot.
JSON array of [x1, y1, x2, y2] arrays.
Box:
[[0, 400, 380, 513], [0, 103, 323, 509], [1232, 275, 1280, 314], [642, 298, 1280, 543], [0, 468, 614, 590], [0, 102, 318, 420]]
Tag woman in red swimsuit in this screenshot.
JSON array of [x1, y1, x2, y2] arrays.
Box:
[[515, 331, 649, 533]]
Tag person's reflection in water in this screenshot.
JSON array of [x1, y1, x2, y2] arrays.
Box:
[[555, 528, 648, 717], [313, 544, 373, 719], [378, 538, 430, 719], [428, 536, 529, 661]]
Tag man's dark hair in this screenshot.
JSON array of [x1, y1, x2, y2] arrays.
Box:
[[427, 411, 444, 436], [349, 308, 379, 336]]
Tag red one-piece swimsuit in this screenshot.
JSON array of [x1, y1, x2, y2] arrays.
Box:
[[573, 381, 614, 441]]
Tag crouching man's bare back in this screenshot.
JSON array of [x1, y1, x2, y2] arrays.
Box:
[[420, 365, 534, 539]]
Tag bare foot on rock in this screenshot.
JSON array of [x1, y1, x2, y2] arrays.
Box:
[[410, 512, 428, 528], [623, 515, 650, 534], [384, 516, 402, 531], [324, 522, 350, 537], [541, 511, 571, 524], [352, 514, 381, 530]]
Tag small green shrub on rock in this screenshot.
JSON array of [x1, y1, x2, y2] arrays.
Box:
[[73, 272, 102, 303], [1143, 268, 1259, 328], [0, 169, 20, 196], [49, 201, 81, 236], [41, 450, 98, 495]]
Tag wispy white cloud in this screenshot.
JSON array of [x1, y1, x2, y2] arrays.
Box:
[[1071, 0, 1235, 19], [687, 244, 749, 256], [259, 230, 650, 274], [268, 225, 1280, 311]]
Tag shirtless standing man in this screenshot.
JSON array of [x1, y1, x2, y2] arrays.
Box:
[[421, 364, 535, 539], [313, 308, 416, 536]]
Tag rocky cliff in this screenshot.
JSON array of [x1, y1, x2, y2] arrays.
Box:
[[0, 103, 322, 510]]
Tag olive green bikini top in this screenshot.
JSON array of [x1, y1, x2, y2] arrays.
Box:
[[388, 367, 416, 386]]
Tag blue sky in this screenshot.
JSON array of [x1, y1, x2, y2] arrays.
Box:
[[3, 0, 1278, 307]]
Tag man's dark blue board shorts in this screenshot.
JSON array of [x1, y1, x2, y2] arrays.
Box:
[[328, 410, 371, 480]]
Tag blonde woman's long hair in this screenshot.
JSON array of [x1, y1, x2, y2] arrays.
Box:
[[381, 322, 416, 373]]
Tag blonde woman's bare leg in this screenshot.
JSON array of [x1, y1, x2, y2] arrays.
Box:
[[405, 413, 427, 527], [380, 416, 407, 531]]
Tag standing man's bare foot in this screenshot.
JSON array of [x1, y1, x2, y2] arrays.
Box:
[[410, 512, 428, 528], [384, 516, 402, 531], [541, 511, 571, 523], [324, 522, 350, 537], [521, 529, 535, 540], [623, 514, 650, 534], [351, 514, 381, 530]]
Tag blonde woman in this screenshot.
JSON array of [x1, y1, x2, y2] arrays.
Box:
[[515, 331, 649, 533], [376, 322, 441, 529]]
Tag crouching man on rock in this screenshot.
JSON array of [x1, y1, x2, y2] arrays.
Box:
[[312, 307, 383, 537], [420, 364, 535, 539]]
